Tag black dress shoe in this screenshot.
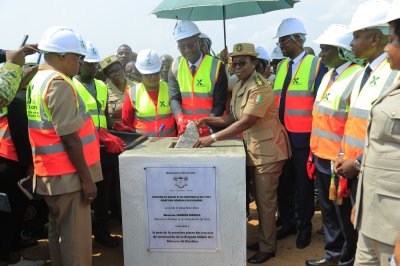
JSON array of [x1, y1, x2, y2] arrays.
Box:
[[246, 243, 259, 251], [305, 257, 338, 266], [296, 231, 311, 249], [276, 227, 297, 240], [247, 251, 275, 264]]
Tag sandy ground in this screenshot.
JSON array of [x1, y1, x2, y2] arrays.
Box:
[[22, 205, 325, 266]]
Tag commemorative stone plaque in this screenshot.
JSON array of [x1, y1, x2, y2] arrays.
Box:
[[146, 167, 217, 250]]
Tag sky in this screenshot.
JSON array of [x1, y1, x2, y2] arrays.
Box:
[[0, 0, 390, 59]]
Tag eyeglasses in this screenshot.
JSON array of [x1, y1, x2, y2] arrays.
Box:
[[231, 60, 250, 69], [276, 38, 292, 47], [177, 39, 199, 50]]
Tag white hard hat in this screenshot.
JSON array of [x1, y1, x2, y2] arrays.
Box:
[[270, 45, 286, 60], [84, 41, 102, 63], [135, 49, 162, 75], [274, 18, 307, 39], [255, 46, 270, 61], [199, 32, 212, 47], [382, 0, 400, 23], [173, 20, 201, 42], [347, 0, 390, 33], [314, 24, 353, 51], [39, 26, 87, 55]]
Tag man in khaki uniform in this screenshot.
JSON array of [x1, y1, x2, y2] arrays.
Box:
[[28, 27, 102, 266], [195, 43, 290, 264], [100, 55, 136, 120]]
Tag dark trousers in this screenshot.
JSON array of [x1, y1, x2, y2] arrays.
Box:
[[92, 151, 120, 234], [316, 168, 358, 266], [0, 158, 28, 260], [277, 146, 315, 233]]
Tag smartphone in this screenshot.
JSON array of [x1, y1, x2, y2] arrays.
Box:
[[0, 193, 11, 213]]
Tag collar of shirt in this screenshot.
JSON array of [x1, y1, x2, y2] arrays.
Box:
[[368, 52, 387, 71], [289, 50, 306, 76], [188, 53, 204, 69], [335, 61, 352, 76]]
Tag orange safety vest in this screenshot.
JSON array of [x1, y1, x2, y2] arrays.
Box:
[[273, 54, 321, 133], [310, 64, 363, 160], [27, 69, 100, 176], [127, 81, 176, 137], [341, 60, 399, 159], [0, 107, 18, 161], [171, 55, 221, 121]]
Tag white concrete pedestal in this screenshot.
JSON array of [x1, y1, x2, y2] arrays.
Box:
[[119, 138, 246, 266]]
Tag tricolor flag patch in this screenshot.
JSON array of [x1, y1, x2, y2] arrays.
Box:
[[253, 94, 262, 104]]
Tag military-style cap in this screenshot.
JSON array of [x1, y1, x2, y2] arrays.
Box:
[[229, 43, 259, 57], [100, 55, 121, 71]]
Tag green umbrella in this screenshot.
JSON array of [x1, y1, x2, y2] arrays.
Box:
[[152, 0, 299, 47]]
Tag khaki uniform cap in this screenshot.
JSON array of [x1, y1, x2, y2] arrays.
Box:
[[230, 43, 259, 57], [100, 55, 121, 71]]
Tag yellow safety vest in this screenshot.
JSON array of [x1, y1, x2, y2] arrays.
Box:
[[73, 78, 108, 129], [127, 81, 176, 137], [273, 55, 321, 132], [171, 55, 221, 120], [341, 60, 400, 159], [27, 69, 100, 176], [310, 64, 363, 160]]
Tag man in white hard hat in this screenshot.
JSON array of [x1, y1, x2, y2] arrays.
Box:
[[255, 46, 271, 80], [350, 0, 400, 264], [122, 49, 176, 137], [27, 26, 102, 266], [272, 17, 328, 249], [269, 45, 286, 84], [305, 24, 364, 266], [73, 42, 126, 248], [169, 20, 227, 137], [331, 0, 400, 265]]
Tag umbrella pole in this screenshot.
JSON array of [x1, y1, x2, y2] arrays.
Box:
[[223, 5, 227, 49]]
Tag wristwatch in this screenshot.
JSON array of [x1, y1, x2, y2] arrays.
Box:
[[353, 160, 361, 171], [211, 134, 218, 142]]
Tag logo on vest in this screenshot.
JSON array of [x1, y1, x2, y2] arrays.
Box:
[[174, 176, 188, 188], [196, 79, 204, 87], [292, 77, 301, 85], [323, 92, 331, 101], [159, 101, 169, 108], [369, 75, 380, 86]]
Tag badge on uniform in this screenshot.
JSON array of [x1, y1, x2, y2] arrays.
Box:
[[254, 76, 265, 86], [253, 94, 263, 104]]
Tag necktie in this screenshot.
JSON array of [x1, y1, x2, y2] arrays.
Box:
[[278, 60, 294, 124], [328, 70, 338, 86], [359, 66, 372, 91], [191, 65, 197, 76]]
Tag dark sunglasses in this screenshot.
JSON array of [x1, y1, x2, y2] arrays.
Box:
[[232, 60, 250, 68]]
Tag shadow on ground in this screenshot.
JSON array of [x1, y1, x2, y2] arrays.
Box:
[[22, 204, 324, 266]]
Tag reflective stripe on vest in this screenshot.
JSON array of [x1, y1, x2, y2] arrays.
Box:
[[341, 60, 400, 159], [128, 81, 176, 137], [273, 55, 320, 132], [73, 78, 108, 129], [0, 107, 18, 161], [27, 69, 100, 176], [173, 55, 221, 120], [310, 64, 363, 160]]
